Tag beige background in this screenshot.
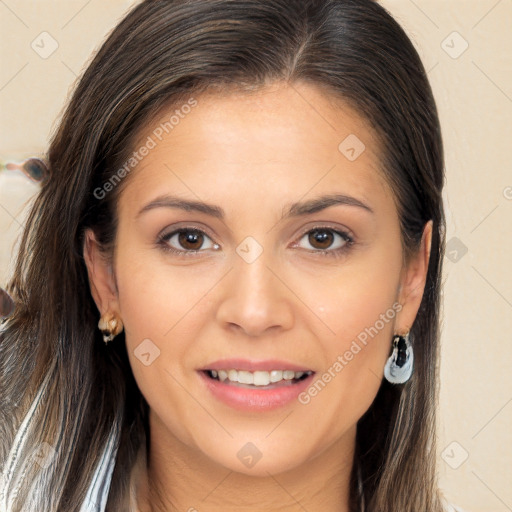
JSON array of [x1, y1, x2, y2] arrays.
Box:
[[1, 1, 511, 511]]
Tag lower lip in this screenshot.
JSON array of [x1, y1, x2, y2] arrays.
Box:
[[197, 370, 315, 411]]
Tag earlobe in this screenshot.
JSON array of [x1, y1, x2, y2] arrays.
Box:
[[83, 229, 119, 315]]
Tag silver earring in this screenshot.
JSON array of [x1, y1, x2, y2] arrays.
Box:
[[384, 332, 413, 384]]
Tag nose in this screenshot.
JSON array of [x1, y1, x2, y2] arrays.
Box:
[[215, 250, 294, 337]]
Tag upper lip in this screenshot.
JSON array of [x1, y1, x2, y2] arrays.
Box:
[[198, 358, 314, 372]]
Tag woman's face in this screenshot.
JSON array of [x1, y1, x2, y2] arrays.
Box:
[[85, 81, 431, 477]]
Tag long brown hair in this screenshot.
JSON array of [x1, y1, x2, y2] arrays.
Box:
[[0, 0, 446, 510]]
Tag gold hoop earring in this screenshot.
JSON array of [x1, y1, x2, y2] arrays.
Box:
[[98, 311, 124, 344]]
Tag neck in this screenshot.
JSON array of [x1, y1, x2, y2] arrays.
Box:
[[134, 410, 357, 512]]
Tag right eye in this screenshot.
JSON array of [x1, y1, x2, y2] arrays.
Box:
[[157, 228, 219, 256]]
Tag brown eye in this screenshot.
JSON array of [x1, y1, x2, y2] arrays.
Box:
[[177, 230, 204, 250], [295, 227, 353, 256], [158, 227, 219, 255], [308, 229, 334, 250]]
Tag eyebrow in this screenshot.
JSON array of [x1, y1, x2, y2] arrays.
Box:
[[136, 193, 374, 220]]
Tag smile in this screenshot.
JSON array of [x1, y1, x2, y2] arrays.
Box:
[[197, 369, 317, 411], [205, 369, 313, 387]]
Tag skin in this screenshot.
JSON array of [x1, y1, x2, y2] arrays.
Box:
[[83, 80, 432, 512]]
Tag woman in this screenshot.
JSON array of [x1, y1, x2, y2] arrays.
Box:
[[0, 0, 464, 510]]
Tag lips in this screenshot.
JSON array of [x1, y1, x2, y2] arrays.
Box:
[[197, 367, 316, 411], [198, 358, 314, 373]]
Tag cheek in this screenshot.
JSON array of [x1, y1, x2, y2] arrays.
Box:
[[307, 281, 397, 405], [115, 247, 216, 342], [116, 258, 206, 439], [292, 249, 401, 417], [114, 248, 223, 399], [321, 283, 400, 353], [299, 251, 401, 349], [296, 287, 397, 449]]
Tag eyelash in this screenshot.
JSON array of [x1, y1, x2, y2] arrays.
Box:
[[156, 225, 355, 259]]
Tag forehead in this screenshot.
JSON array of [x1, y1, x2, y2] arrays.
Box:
[[119, 81, 392, 214]]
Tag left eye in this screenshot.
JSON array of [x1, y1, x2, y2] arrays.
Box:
[[295, 228, 352, 252]]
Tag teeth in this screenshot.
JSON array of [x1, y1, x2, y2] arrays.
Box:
[[208, 369, 312, 386]]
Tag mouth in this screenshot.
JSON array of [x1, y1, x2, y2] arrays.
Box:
[[196, 358, 317, 410], [200, 368, 314, 389], [197, 367, 316, 411]]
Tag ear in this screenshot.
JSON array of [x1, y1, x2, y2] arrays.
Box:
[[83, 228, 120, 316], [396, 220, 433, 333]]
